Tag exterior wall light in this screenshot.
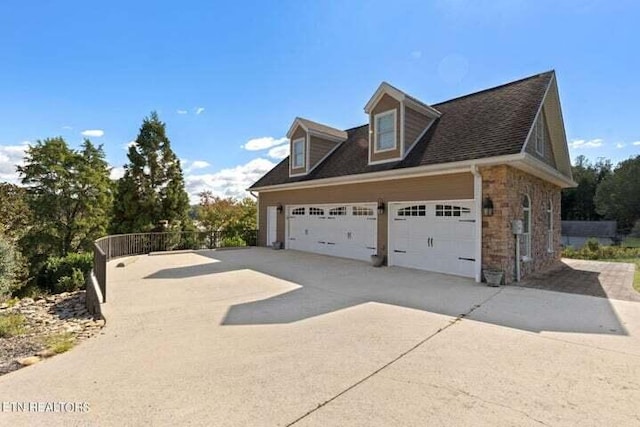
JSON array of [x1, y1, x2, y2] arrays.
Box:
[[277, 204, 283, 214], [482, 197, 494, 216], [377, 198, 385, 215]]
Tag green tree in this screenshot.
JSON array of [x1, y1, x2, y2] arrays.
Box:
[[0, 233, 20, 298], [196, 192, 239, 232], [595, 155, 640, 232], [196, 192, 256, 237], [0, 183, 32, 241], [112, 112, 190, 233], [561, 156, 612, 220], [17, 138, 113, 258]]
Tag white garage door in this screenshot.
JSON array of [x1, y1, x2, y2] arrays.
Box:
[[286, 204, 377, 262], [388, 201, 477, 278]]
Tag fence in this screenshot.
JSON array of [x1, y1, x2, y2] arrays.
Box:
[[91, 230, 258, 303]]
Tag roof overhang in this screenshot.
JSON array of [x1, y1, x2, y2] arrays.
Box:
[[364, 82, 441, 118], [286, 117, 348, 141], [250, 153, 576, 192]]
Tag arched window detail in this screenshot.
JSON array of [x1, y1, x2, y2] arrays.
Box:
[[522, 194, 531, 260]]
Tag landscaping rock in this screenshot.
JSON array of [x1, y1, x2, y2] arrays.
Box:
[[0, 290, 105, 376], [17, 356, 41, 366], [37, 349, 56, 358]]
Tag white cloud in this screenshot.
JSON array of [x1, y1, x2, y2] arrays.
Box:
[[633, 141, 640, 146], [182, 159, 211, 173], [268, 144, 290, 160], [0, 142, 30, 183], [184, 158, 275, 203], [81, 129, 105, 138], [190, 160, 210, 170], [195, 107, 205, 115], [110, 166, 125, 180], [242, 136, 288, 151], [177, 109, 188, 115], [411, 50, 422, 59], [569, 138, 603, 149], [62, 125, 73, 130], [616, 143, 625, 149]]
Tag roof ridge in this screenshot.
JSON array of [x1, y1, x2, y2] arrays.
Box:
[[432, 70, 554, 107]]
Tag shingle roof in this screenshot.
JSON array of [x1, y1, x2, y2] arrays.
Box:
[[292, 117, 348, 141], [251, 71, 554, 189], [561, 221, 618, 238]]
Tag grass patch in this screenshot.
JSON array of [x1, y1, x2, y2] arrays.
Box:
[[43, 332, 76, 354], [623, 237, 640, 248], [0, 313, 27, 338]]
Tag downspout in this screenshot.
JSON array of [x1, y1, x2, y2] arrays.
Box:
[[471, 165, 482, 283]]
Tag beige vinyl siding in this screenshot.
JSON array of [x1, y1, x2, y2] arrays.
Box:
[[404, 106, 432, 153], [370, 94, 401, 162], [257, 172, 474, 258], [290, 126, 307, 175], [524, 111, 556, 168], [309, 136, 338, 170]]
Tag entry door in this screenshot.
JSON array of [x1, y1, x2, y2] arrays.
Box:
[[267, 206, 278, 246]]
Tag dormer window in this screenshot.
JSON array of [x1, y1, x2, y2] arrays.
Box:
[[292, 138, 305, 169], [374, 110, 397, 152]]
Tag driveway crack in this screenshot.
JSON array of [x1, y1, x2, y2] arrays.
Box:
[[285, 288, 504, 426]]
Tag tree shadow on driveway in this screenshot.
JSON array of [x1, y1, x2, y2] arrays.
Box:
[[142, 249, 629, 336]]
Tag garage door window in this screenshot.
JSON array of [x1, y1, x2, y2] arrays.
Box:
[[309, 207, 324, 215], [435, 204, 471, 217], [397, 205, 426, 217], [292, 207, 305, 215], [329, 206, 346, 216], [352, 206, 374, 216]]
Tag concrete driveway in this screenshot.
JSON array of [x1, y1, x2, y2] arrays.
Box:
[[1, 248, 639, 426]]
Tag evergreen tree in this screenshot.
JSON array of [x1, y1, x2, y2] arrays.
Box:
[[112, 112, 190, 233], [595, 155, 640, 232], [17, 138, 113, 257]]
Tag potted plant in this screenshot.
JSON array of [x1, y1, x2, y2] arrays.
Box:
[[483, 267, 504, 287]]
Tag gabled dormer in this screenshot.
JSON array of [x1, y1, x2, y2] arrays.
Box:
[[364, 82, 441, 165], [286, 117, 347, 177]]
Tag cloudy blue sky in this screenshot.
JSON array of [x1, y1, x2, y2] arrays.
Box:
[[1, 0, 638, 201]]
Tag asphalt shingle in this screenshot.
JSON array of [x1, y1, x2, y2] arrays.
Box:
[[251, 71, 553, 189]]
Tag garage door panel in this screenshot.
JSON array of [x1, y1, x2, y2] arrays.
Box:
[[389, 201, 477, 278], [286, 204, 377, 262]]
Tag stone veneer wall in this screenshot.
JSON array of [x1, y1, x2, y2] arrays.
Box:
[[481, 165, 562, 283]]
